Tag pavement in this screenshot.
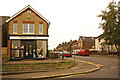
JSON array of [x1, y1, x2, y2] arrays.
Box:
[[2, 57, 101, 80]]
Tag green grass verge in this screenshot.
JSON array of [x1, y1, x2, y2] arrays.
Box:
[[2, 60, 76, 72]]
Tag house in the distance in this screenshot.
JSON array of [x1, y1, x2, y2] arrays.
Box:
[[5, 5, 50, 60], [78, 36, 96, 49], [95, 34, 117, 53]]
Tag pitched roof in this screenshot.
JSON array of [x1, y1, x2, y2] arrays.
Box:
[[6, 5, 50, 25], [79, 36, 96, 42]]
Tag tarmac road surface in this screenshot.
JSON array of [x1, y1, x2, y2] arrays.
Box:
[[46, 55, 118, 80]]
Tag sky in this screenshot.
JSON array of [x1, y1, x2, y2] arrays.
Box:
[[0, 0, 119, 50]]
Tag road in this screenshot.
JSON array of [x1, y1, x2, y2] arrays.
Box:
[[45, 55, 118, 80]]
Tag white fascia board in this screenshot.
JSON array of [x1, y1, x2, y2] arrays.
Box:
[[10, 36, 48, 40]]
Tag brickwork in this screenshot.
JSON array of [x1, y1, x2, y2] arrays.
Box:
[[2, 47, 7, 57], [7, 40, 10, 59], [1, 16, 10, 47], [0, 26, 1, 47], [83, 41, 95, 49]]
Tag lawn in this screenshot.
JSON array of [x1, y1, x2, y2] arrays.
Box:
[[2, 60, 76, 72]]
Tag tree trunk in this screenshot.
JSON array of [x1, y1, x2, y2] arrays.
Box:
[[115, 45, 120, 56], [118, 45, 120, 56]]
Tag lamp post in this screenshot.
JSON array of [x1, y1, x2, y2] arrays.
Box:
[[74, 44, 75, 62], [62, 47, 64, 60]]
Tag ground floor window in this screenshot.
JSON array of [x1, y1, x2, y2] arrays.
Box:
[[10, 39, 47, 59], [36, 40, 47, 58], [11, 40, 21, 58]]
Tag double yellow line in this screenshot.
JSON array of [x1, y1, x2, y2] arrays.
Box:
[[72, 59, 104, 67]]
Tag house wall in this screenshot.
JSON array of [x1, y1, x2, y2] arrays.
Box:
[[2, 16, 10, 47], [95, 38, 103, 50], [0, 25, 1, 48], [83, 41, 95, 49], [0, 24, 1, 59], [78, 38, 83, 49], [2, 47, 7, 57], [8, 9, 48, 35], [95, 38, 117, 52], [0, 17, 2, 48]]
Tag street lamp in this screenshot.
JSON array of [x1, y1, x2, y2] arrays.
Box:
[[62, 46, 64, 60], [74, 44, 75, 62]]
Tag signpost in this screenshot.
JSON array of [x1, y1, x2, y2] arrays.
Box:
[[74, 44, 75, 62]]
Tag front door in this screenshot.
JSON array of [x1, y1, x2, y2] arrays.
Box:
[[21, 40, 36, 59], [24, 44, 33, 59]]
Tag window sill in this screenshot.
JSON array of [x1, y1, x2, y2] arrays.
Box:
[[23, 33, 34, 34], [39, 33, 43, 34], [13, 33, 17, 34]]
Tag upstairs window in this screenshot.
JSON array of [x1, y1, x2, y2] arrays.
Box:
[[39, 24, 43, 34], [13, 23, 17, 34], [23, 23, 34, 34]]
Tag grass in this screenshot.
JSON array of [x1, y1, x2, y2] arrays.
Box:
[[2, 60, 76, 72]]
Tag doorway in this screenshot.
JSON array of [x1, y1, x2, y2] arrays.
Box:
[[21, 40, 36, 59], [24, 44, 33, 59]]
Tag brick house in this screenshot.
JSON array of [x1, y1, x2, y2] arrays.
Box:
[[78, 36, 96, 49], [6, 5, 50, 60], [71, 41, 78, 50], [56, 40, 78, 52]]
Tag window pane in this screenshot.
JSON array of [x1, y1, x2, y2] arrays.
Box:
[[29, 24, 34, 33], [13, 23, 17, 34], [39, 24, 43, 34], [23, 24, 28, 33]]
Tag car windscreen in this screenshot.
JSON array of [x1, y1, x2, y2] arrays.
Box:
[[86, 50, 89, 52]]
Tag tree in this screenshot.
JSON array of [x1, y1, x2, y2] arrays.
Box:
[[98, 0, 120, 54]]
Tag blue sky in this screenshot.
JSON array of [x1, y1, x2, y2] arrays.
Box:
[[0, 0, 119, 50]]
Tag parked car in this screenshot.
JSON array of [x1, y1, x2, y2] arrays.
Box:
[[72, 49, 80, 55], [63, 52, 72, 57], [107, 52, 118, 55], [113, 52, 117, 55], [78, 49, 90, 56]]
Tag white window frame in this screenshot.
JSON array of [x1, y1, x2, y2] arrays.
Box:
[[23, 23, 34, 34], [39, 24, 43, 34], [13, 23, 17, 34]]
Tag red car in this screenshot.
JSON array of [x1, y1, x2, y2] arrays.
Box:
[[63, 52, 72, 57], [78, 49, 90, 56]]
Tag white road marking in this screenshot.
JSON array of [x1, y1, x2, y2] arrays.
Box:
[[109, 67, 116, 69], [101, 68, 107, 70]]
